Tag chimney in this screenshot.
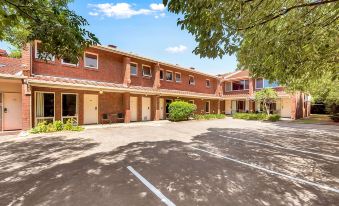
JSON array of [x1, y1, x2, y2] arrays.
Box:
[[108, 44, 117, 49]]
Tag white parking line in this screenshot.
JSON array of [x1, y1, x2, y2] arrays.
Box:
[[127, 166, 176, 206], [191, 146, 339, 194], [219, 135, 339, 160]]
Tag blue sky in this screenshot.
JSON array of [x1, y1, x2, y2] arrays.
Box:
[[0, 0, 237, 75]]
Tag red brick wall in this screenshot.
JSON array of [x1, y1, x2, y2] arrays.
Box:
[[21, 83, 31, 130], [0, 93, 2, 131]]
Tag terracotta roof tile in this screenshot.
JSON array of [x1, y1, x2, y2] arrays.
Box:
[[0, 57, 23, 76]]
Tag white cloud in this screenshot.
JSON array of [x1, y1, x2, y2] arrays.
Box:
[[88, 2, 166, 19], [165, 45, 187, 53], [150, 3, 165, 11], [154, 12, 165, 19]]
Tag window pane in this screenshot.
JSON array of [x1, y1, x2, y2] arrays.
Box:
[[232, 81, 244, 90], [36, 42, 55, 61], [130, 63, 137, 75], [36, 93, 54, 118], [256, 78, 263, 88], [62, 57, 78, 65], [160, 70, 164, 80], [166, 72, 173, 80], [85, 53, 98, 68], [62, 94, 77, 116], [205, 102, 210, 113], [175, 73, 181, 82], [189, 76, 195, 85], [226, 82, 232, 91], [143, 66, 151, 76], [264, 79, 278, 88], [206, 80, 210, 87], [244, 80, 249, 89]]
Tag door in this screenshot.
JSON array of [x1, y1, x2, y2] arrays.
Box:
[[165, 99, 172, 118], [130, 96, 138, 121], [3, 93, 22, 130], [280, 98, 291, 118], [231, 100, 237, 114], [159, 98, 164, 120], [84, 94, 98, 124], [142, 97, 151, 121]]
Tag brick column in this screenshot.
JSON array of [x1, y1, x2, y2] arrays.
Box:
[[153, 63, 161, 89], [249, 78, 254, 96], [215, 78, 223, 96], [290, 95, 297, 120], [21, 43, 32, 77], [151, 95, 160, 121], [21, 81, 31, 130], [123, 57, 131, 86], [217, 100, 221, 114], [123, 93, 131, 123]]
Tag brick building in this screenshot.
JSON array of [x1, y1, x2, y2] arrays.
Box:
[[0, 43, 310, 131]]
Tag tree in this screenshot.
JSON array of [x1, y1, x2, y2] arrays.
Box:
[[8, 49, 21, 58], [164, 0, 339, 91], [254, 88, 278, 116], [0, 0, 99, 62]]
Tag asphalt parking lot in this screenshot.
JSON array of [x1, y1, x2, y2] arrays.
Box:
[[0, 118, 338, 206]]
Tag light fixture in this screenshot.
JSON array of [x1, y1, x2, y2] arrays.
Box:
[[99, 90, 103, 94]]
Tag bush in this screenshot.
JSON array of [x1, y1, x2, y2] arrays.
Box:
[[30, 119, 84, 134], [194, 114, 226, 120], [233, 113, 280, 121], [168, 101, 197, 121], [330, 114, 339, 122]]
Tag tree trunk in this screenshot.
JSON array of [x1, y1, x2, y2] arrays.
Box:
[[264, 103, 270, 116]]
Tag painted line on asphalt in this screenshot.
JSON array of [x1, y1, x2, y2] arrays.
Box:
[[190, 146, 339, 194], [219, 135, 339, 160], [127, 166, 176, 206]]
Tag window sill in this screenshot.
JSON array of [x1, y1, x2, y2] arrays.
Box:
[[61, 63, 79, 68], [84, 67, 99, 71], [34, 59, 56, 65]]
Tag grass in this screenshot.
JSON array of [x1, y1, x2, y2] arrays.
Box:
[[293, 114, 334, 124]]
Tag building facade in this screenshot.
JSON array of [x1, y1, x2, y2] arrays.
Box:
[[0, 43, 310, 131]]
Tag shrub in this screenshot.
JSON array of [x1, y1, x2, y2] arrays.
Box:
[[194, 114, 226, 120], [330, 114, 339, 122], [169, 101, 197, 121], [266, 114, 281, 122], [233, 113, 280, 121], [30, 119, 84, 134], [30, 121, 48, 133]]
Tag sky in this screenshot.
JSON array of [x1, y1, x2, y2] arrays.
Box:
[[0, 0, 237, 75]]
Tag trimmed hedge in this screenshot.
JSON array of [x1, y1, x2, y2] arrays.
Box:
[[168, 101, 197, 121], [194, 114, 226, 120], [30, 119, 84, 134], [233, 113, 280, 122]]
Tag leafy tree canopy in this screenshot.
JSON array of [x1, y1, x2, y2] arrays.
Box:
[[0, 0, 99, 62], [164, 0, 339, 93], [254, 88, 278, 115], [8, 49, 22, 58]]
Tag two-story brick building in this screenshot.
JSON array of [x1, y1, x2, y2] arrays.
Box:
[[0, 42, 310, 131]]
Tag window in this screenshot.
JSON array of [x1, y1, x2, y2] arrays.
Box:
[[35, 41, 55, 61], [166, 71, 173, 81], [256, 78, 264, 89], [232, 80, 249, 90], [175, 72, 181, 82], [165, 99, 173, 115], [189, 75, 195, 85], [35, 92, 54, 125], [61, 57, 78, 66], [130, 63, 137, 76], [62, 94, 78, 124], [84, 52, 98, 69], [264, 79, 279, 88], [160, 70, 164, 80], [206, 79, 211, 87], [188, 100, 195, 104], [225, 82, 232, 92], [142, 65, 152, 77], [205, 101, 210, 113]]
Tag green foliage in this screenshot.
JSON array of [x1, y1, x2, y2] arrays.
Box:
[[255, 88, 278, 115], [194, 114, 226, 120], [30, 119, 84, 134], [0, 0, 99, 62], [8, 49, 22, 58], [330, 114, 339, 122], [165, 0, 338, 92], [233, 113, 280, 122], [168, 101, 197, 121]]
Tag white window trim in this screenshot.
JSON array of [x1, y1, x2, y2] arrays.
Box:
[[61, 58, 79, 67], [130, 62, 138, 76], [61, 93, 79, 124], [205, 101, 210, 114], [34, 41, 55, 61], [142, 64, 152, 77], [225, 82, 232, 92], [227, 80, 250, 91], [255, 78, 264, 89], [189, 75, 195, 85], [34, 91, 55, 126], [175, 72, 181, 83], [84, 52, 99, 69], [166, 70, 173, 81], [160, 69, 164, 80], [206, 79, 211, 88]]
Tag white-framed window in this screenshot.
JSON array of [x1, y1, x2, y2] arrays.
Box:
[[206, 79, 211, 87], [142, 65, 152, 77], [166, 71, 173, 81], [130, 62, 138, 76], [256, 78, 279, 89], [232, 80, 249, 90], [35, 91, 55, 125], [189, 75, 195, 85], [61, 93, 78, 124], [225, 82, 232, 92], [175, 72, 181, 82], [160, 69, 164, 80], [61, 57, 79, 66], [35, 41, 55, 61], [188, 100, 195, 104], [205, 101, 210, 113], [84, 52, 98, 69]]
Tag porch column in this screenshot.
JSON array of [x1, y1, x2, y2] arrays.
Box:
[[153, 63, 161, 89], [215, 78, 223, 96], [217, 100, 221, 114], [123, 57, 131, 86], [123, 93, 131, 123], [22, 80, 31, 130], [151, 95, 160, 121]]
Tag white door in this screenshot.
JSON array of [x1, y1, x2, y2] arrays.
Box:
[[84, 94, 98, 124], [3, 93, 22, 130], [231, 100, 237, 114], [280, 98, 292, 118], [142, 97, 151, 121], [130, 97, 138, 121], [159, 98, 164, 120]]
